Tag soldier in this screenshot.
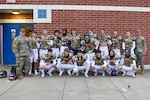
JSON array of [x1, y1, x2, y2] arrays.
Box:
[[50, 30, 61, 61], [121, 49, 137, 77], [57, 48, 74, 76], [107, 50, 122, 76], [98, 29, 110, 57], [72, 50, 90, 77], [111, 31, 122, 58], [122, 31, 135, 55], [135, 29, 147, 74], [12, 28, 33, 78], [68, 28, 81, 55], [39, 29, 51, 59], [29, 31, 40, 75], [39, 49, 56, 77], [60, 28, 70, 54], [92, 50, 107, 76]]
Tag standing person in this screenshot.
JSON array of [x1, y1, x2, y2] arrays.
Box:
[[135, 29, 147, 74], [98, 29, 110, 57], [60, 28, 70, 54], [12, 28, 33, 78], [50, 30, 61, 61], [122, 31, 135, 55], [111, 31, 122, 58], [68, 28, 81, 55], [29, 31, 40, 75]]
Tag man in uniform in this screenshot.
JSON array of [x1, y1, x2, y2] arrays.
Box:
[[50, 30, 61, 61], [72, 50, 90, 77], [60, 28, 70, 54], [39, 49, 56, 77], [98, 29, 110, 57], [12, 28, 33, 78], [135, 29, 147, 74], [29, 31, 40, 75], [57, 48, 74, 76], [39, 29, 51, 59], [111, 31, 122, 58], [122, 31, 135, 55], [92, 50, 107, 76], [68, 28, 81, 55]]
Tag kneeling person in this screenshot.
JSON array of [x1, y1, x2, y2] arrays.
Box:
[[72, 50, 90, 77], [57, 48, 74, 76], [92, 50, 107, 76], [39, 49, 56, 77]]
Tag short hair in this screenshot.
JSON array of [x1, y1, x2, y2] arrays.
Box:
[[48, 49, 52, 52]]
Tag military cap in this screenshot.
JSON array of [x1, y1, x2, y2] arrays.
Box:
[[136, 29, 141, 33], [20, 28, 26, 32]]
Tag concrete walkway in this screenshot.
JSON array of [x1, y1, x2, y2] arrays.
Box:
[[0, 66, 150, 100]]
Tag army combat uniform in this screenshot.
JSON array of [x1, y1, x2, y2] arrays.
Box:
[[92, 55, 107, 76], [72, 53, 90, 77], [57, 49, 74, 76], [135, 34, 147, 74], [39, 51, 56, 77], [12, 33, 32, 77]]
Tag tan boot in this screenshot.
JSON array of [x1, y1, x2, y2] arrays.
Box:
[[17, 74, 22, 79], [140, 69, 144, 75]]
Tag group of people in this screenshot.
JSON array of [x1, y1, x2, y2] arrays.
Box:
[[12, 28, 147, 79]]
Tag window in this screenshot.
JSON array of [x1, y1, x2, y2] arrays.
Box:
[[38, 9, 47, 18]]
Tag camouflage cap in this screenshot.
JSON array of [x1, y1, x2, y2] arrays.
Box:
[[20, 28, 26, 32]]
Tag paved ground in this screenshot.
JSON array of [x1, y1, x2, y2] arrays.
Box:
[[0, 65, 150, 100]]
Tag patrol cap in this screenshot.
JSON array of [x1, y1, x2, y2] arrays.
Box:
[[136, 29, 141, 33], [64, 48, 70, 52], [95, 50, 101, 54], [20, 28, 26, 32], [48, 48, 52, 52]]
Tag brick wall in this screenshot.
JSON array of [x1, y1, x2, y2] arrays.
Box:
[[34, 10, 150, 64], [0, 0, 150, 7]]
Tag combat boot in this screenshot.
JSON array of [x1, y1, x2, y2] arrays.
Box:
[[140, 69, 144, 75]]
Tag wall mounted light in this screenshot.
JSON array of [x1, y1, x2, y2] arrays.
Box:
[[12, 11, 20, 14]]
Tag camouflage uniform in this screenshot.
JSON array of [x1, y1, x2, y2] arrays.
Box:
[[111, 36, 122, 57], [121, 54, 137, 77], [122, 37, 135, 55], [72, 54, 90, 77], [135, 35, 147, 73], [39, 53, 56, 77], [92, 55, 107, 76], [98, 35, 110, 56], [57, 52, 74, 76], [12, 35, 32, 76], [60, 35, 70, 54], [39, 35, 50, 58], [107, 55, 120, 75], [50, 35, 61, 60]]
